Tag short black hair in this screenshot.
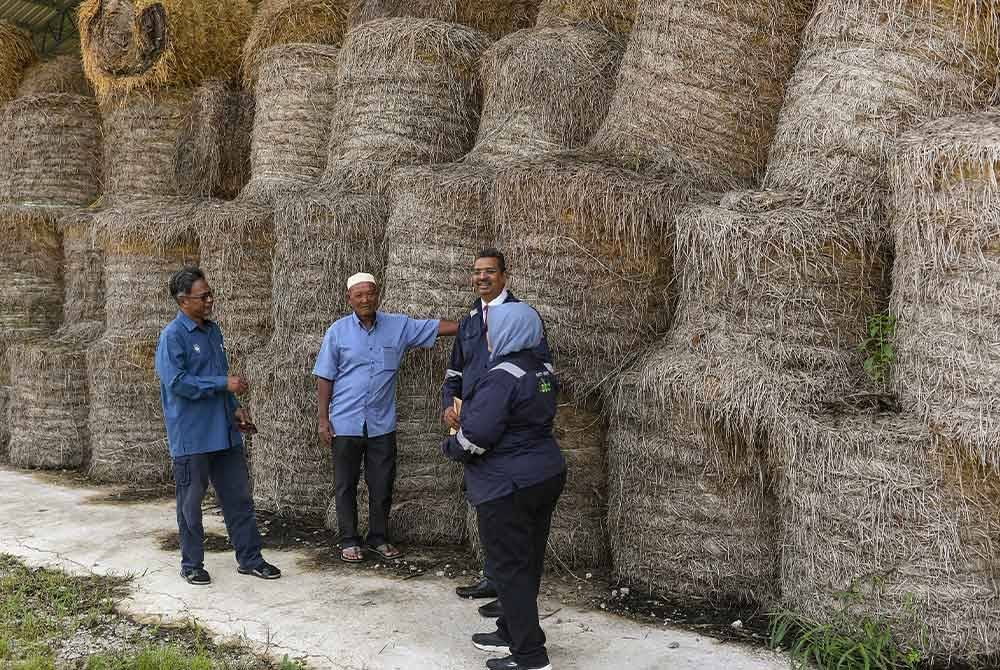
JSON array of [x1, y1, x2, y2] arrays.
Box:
[[475, 248, 506, 273], [169, 266, 205, 301]]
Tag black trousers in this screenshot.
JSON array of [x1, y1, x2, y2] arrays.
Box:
[[477, 471, 566, 668], [173, 445, 263, 572], [332, 429, 397, 548]]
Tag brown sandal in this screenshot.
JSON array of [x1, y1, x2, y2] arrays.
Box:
[[341, 546, 364, 563]]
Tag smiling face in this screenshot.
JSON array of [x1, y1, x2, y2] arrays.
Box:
[[347, 282, 379, 320], [472, 256, 506, 303], [178, 278, 214, 321]]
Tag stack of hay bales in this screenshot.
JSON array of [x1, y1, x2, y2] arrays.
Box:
[[0, 56, 102, 206], [534, 0, 638, 35], [350, 0, 539, 38], [86, 202, 199, 483], [0, 21, 36, 103], [892, 113, 1000, 470], [7, 211, 105, 470], [774, 407, 1000, 662]]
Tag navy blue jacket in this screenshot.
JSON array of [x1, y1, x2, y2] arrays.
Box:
[[441, 293, 551, 411], [441, 350, 566, 505]]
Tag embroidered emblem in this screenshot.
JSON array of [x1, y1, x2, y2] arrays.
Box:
[[538, 379, 553, 394], [193, 344, 202, 354]]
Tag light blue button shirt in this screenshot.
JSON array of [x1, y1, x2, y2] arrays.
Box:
[[312, 312, 439, 437]]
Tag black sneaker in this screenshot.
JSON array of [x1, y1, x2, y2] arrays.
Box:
[[181, 567, 211, 585], [472, 631, 510, 654], [237, 561, 281, 580], [456, 577, 498, 599], [485, 656, 552, 670], [479, 599, 503, 618]]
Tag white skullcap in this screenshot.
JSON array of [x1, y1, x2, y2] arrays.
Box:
[[346, 272, 377, 291]]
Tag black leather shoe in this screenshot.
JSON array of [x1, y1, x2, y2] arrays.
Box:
[[479, 599, 503, 618], [181, 567, 211, 585], [456, 577, 497, 599], [486, 656, 552, 670], [237, 561, 281, 580], [472, 630, 510, 654]]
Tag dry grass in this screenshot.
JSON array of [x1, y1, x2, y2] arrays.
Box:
[[60, 210, 105, 327], [890, 112, 1000, 472], [763, 0, 999, 220], [323, 18, 491, 196], [78, 0, 251, 102], [240, 43, 340, 204], [349, 0, 538, 37], [242, 0, 350, 86], [465, 25, 623, 165], [16, 55, 91, 97], [589, 0, 812, 189], [0, 21, 36, 103], [535, 0, 637, 35]]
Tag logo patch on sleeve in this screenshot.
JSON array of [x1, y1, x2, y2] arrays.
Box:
[[538, 379, 553, 394]]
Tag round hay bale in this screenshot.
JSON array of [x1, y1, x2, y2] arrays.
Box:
[[242, 0, 350, 86], [87, 335, 171, 483], [588, 0, 812, 189], [0, 21, 36, 103], [667, 191, 886, 435], [271, 190, 389, 342], [494, 157, 685, 398], [323, 18, 491, 196], [60, 210, 105, 329], [197, 199, 274, 364], [0, 94, 102, 206], [606, 360, 778, 604], [245, 336, 334, 520], [891, 112, 1000, 471], [351, 0, 539, 38], [16, 56, 91, 97], [535, 0, 637, 35], [465, 25, 623, 165], [77, 0, 252, 102], [0, 205, 65, 352], [92, 199, 200, 337], [349, 0, 455, 25], [0, 382, 9, 462], [240, 43, 340, 204], [775, 408, 1000, 662], [100, 84, 233, 203]]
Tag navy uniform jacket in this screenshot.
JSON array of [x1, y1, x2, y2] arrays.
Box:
[[441, 293, 551, 412], [442, 350, 567, 506]]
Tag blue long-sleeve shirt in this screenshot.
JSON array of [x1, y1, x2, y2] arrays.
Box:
[[155, 311, 241, 458], [442, 349, 566, 505], [313, 311, 440, 438]]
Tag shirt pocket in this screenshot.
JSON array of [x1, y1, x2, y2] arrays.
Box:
[[382, 346, 400, 371]]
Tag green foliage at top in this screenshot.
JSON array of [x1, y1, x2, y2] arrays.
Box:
[[859, 312, 897, 386]]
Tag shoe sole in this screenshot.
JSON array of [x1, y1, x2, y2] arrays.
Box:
[[184, 578, 211, 585], [236, 568, 281, 580], [473, 642, 511, 654]]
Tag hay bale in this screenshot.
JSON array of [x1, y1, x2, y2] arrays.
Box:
[[242, 0, 350, 86], [588, 0, 812, 189], [246, 336, 334, 520], [78, 0, 251, 102], [0, 94, 102, 206], [0, 21, 36, 104], [0, 382, 8, 462], [16, 56, 92, 97], [197, 199, 274, 366], [60, 210, 106, 329], [240, 43, 340, 204], [350, 0, 537, 37], [763, 0, 999, 219], [605, 359, 778, 603], [100, 83, 236, 203], [465, 25, 623, 165], [891, 112, 1000, 471], [87, 335, 172, 482], [494, 157, 684, 398], [534, 0, 637, 35], [775, 408, 1000, 661], [323, 18, 491, 196]]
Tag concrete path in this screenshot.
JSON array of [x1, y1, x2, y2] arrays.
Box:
[[0, 467, 788, 670]]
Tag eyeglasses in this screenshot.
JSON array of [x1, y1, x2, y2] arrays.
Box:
[[183, 292, 214, 302]]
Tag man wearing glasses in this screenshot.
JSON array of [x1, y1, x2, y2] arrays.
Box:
[[443, 249, 551, 619], [155, 266, 280, 586]]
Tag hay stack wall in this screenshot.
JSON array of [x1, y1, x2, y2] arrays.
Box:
[[240, 44, 340, 204], [0, 21, 36, 104], [0, 57, 102, 207], [87, 201, 199, 483], [78, 0, 251, 102], [891, 113, 1000, 471], [763, 0, 999, 219], [534, 0, 637, 36], [350, 0, 539, 38], [6, 210, 105, 471]]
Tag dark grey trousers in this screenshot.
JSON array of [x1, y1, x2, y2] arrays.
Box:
[[332, 429, 397, 548]]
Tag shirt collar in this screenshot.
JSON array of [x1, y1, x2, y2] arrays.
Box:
[[482, 288, 509, 310], [176, 310, 212, 332], [354, 311, 380, 331]]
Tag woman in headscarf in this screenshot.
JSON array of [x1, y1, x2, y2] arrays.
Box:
[[442, 302, 566, 670]]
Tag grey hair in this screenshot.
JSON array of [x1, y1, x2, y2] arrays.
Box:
[[169, 266, 206, 301]]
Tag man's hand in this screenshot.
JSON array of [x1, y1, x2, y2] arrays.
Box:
[[442, 407, 460, 431], [234, 408, 257, 434], [319, 418, 334, 445], [227, 376, 249, 394]]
